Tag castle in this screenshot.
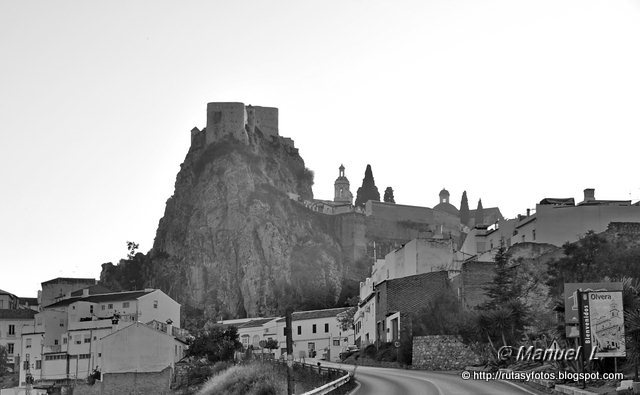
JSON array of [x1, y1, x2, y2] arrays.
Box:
[[189, 102, 295, 150]]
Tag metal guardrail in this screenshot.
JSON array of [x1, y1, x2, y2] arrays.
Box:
[[272, 359, 353, 395], [301, 371, 352, 395]]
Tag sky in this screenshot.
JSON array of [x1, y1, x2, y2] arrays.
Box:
[[1, 0, 639, 297]]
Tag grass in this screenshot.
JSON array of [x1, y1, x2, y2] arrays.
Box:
[[196, 360, 347, 395], [197, 362, 285, 395]]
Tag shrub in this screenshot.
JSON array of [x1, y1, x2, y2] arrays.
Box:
[[197, 362, 284, 395]]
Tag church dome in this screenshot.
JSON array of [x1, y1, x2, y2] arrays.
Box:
[[434, 188, 459, 216]]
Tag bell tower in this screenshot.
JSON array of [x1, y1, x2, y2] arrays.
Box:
[[334, 164, 353, 204]]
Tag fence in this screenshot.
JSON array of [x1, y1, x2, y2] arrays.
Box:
[[271, 359, 352, 395]]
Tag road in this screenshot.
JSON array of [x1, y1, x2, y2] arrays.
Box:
[[319, 362, 540, 395]]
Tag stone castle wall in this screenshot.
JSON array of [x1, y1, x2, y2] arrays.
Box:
[[412, 335, 482, 370], [206, 102, 248, 145], [247, 105, 278, 139]]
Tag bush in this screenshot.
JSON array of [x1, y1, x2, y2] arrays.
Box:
[[197, 362, 284, 395]]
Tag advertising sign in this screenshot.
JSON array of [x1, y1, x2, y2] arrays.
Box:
[[578, 291, 593, 358], [587, 291, 625, 358], [564, 282, 623, 324]]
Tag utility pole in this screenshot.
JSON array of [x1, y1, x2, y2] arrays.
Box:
[[286, 309, 294, 395]]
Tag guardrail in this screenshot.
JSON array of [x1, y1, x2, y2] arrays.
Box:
[[301, 371, 351, 395], [272, 359, 353, 395]]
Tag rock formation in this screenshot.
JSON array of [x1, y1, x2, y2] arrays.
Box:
[[102, 103, 346, 320]]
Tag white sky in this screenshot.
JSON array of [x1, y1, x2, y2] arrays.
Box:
[[1, 0, 639, 297]]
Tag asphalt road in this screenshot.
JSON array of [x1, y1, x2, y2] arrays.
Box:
[[346, 365, 539, 395]]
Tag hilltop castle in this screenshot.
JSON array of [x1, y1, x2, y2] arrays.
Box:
[[189, 102, 295, 150]]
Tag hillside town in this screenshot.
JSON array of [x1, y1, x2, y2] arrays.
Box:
[[3, 148, 640, 394]]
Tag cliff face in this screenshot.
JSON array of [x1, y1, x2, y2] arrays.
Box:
[[144, 130, 344, 319]]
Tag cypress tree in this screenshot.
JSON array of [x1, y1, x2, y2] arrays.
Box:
[[383, 187, 395, 203], [460, 191, 470, 226], [354, 164, 380, 208], [475, 199, 485, 226]]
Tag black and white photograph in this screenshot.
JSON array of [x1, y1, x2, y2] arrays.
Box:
[[2, 1, 640, 394]]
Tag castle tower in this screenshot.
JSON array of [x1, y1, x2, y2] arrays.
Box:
[[334, 164, 353, 204]]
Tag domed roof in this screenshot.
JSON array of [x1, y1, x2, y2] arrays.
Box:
[[434, 202, 459, 216], [439, 188, 450, 198]]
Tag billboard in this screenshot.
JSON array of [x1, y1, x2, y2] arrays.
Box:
[[579, 291, 626, 358], [564, 282, 623, 325]]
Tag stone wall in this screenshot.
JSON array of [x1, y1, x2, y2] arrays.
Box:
[[459, 261, 494, 309], [206, 102, 249, 145], [69, 366, 173, 395], [412, 335, 481, 370]]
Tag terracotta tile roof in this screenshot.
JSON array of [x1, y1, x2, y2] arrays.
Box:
[[0, 309, 38, 319], [44, 290, 155, 308], [237, 318, 277, 328], [275, 307, 350, 323]]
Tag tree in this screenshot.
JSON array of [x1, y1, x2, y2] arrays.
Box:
[[0, 345, 9, 376], [354, 164, 380, 208], [480, 244, 522, 309], [188, 325, 243, 363], [474, 199, 484, 226], [411, 288, 463, 336], [477, 243, 529, 349], [383, 187, 395, 203], [126, 241, 139, 260], [459, 191, 470, 226]]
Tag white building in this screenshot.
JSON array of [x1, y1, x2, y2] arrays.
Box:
[[221, 307, 354, 362], [354, 278, 376, 347], [18, 288, 183, 387], [460, 188, 640, 260], [0, 309, 37, 366]]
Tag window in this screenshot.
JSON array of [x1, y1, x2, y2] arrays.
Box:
[[79, 354, 90, 359], [98, 353, 101, 357], [63, 337, 67, 344], [123, 302, 130, 308], [75, 336, 81, 345], [297, 326, 301, 335], [283, 327, 286, 336], [36, 317, 42, 326], [522, 235, 525, 242], [324, 323, 329, 333], [532, 229, 536, 241], [8, 325, 15, 335], [90, 305, 94, 314], [333, 339, 340, 346], [59, 319, 64, 327], [153, 300, 158, 309], [36, 360, 41, 369], [26, 339, 32, 348], [84, 336, 91, 343], [7, 343, 14, 355], [108, 304, 113, 309], [54, 340, 59, 345], [101, 305, 105, 310], [312, 324, 317, 334]]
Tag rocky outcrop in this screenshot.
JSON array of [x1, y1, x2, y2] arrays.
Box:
[[109, 124, 346, 319]]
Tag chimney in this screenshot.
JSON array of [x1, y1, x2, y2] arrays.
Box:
[[166, 319, 174, 336], [584, 188, 595, 202], [526, 208, 530, 217], [82, 288, 90, 297]]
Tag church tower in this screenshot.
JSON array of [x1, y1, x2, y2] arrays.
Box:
[[334, 164, 353, 204]]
